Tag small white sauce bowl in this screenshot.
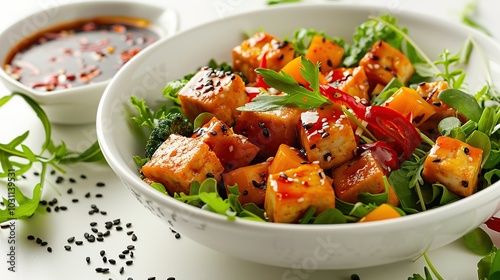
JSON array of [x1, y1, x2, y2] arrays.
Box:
[[0, 0, 177, 124]]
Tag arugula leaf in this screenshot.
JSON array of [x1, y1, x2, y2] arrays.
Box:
[[463, 227, 493, 256], [438, 88, 482, 122]]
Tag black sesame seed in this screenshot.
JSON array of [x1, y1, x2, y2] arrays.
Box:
[[55, 176, 64, 184], [72, 199, 79, 203], [242, 190, 249, 196], [60, 206, 67, 211], [130, 251, 134, 258], [120, 267, 124, 274], [67, 188, 73, 194], [33, 171, 40, 176], [86, 257, 91, 264], [97, 237, 104, 242], [40, 200, 47, 205], [85, 192, 91, 198], [432, 102, 442, 107], [95, 267, 103, 272], [127, 231, 134, 236], [175, 233, 181, 239], [109, 259, 116, 265], [96, 182, 106, 187], [131, 234, 137, 241], [432, 158, 441, 163], [54, 206, 60, 212], [100, 250, 106, 256], [84, 232, 90, 238], [126, 260, 133, 266], [100, 211, 107, 215], [96, 194, 103, 198], [262, 127, 270, 138], [351, 274, 361, 280], [80, 174, 87, 179], [113, 219, 121, 225], [464, 147, 470, 155], [64, 245, 71, 251], [41, 241, 48, 246], [119, 254, 126, 259], [126, 223, 132, 228], [310, 144, 317, 150], [69, 178, 76, 183], [90, 222, 97, 227], [102, 256, 107, 263], [116, 226, 123, 231], [462, 180, 469, 188], [87, 235, 96, 242], [36, 238, 42, 244], [76, 241, 83, 245], [68, 237, 75, 243], [46, 207, 52, 213], [50, 170, 56, 175], [167, 278, 175, 280], [27, 235, 35, 240], [127, 245, 135, 250], [103, 230, 111, 237], [122, 249, 129, 254], [47, 247, 52, 253]]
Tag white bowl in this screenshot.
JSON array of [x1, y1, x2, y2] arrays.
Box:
[[97, 3, 500, 269], [0, 0, 177, 124]]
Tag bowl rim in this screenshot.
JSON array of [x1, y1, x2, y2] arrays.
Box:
[[97, 2, 500, 233], [0, 0, 177, 100]]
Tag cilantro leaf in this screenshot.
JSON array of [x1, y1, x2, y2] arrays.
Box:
[[238, 57, 329, 112]]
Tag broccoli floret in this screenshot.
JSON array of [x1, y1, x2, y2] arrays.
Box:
[[145, 112, 193, 158]]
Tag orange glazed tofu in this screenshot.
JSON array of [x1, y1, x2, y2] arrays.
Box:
[[234, 107, 303, 159], [422, 136, 483, 197], [359, 40, 414, 87], [297, 104, 357, 170], [331, 150, 399, 206], [193, 117, 259, 172], [265, 163, 335, 223], [304, 34, 344, 75], [232, 32, 295, 83], [330, 66, 370, 101], [177, 67, 247, 125], [222, 160, 271, 206], [141, 134, 224, 195]]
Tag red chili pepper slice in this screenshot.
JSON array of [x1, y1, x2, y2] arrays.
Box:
[[255, 52, 269, 89], [485, 217, 500, 233], [358, 141, 400, 175], [319, 84, 421, 160]]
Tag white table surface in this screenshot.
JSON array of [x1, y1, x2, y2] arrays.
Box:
[[1, 0, 500, 279]]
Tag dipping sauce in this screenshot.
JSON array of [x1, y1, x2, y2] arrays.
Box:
[[3, 17, 159, 91]]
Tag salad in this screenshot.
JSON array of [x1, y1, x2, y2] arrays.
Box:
[[131, 15, 500, 226]]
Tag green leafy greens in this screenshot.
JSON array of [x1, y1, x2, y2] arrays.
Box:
[[0, 92, 103, 223]]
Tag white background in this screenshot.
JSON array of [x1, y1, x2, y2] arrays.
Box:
[[1, 0, 500, 279]]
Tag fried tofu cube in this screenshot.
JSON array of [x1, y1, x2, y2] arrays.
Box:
[[141, 134, 224, 195], [329, 66, 370, 101], [416, 81, 467, 138], [331, 150, 400, 206], [384, 87, 436, 127], [234, 107, 303, 159], [422, 136, 483, 197], [232, 32, 295, 83], [178, 67, 247, 125], [222, 160, 272, 206], [359, 40, 414, 87], [297, 104, 357, 170], [265, 163, 335, 223], [193, 117, 259, 172], [305, 34, 344, 75]]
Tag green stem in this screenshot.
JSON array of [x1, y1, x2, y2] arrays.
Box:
[[424, 253, 444, 280]]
